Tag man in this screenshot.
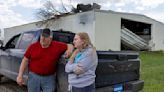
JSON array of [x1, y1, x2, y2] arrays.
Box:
[[16, 28, 73, 92]]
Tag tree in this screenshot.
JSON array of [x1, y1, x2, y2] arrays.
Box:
[[36, 0, 74, 27], [36, 1, 101, 27]]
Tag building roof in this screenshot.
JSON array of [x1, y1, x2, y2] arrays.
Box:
[[94, 9, 164, 25]]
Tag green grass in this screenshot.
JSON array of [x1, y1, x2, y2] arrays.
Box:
[[140, 51, 164, 92]]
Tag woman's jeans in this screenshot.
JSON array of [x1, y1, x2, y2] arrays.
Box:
[[28, 72, 55, 92], [72, 83, 95, 92]]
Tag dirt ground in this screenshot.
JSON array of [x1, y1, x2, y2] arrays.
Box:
[[0, 77, 27, 92]]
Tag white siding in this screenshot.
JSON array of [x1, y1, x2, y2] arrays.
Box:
[[50, 11, 95, 45], [152, 22, 164, 51], [94, 11, 121, 51]]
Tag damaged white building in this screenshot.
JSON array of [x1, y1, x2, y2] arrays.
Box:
[[3, 10, 164, 51]]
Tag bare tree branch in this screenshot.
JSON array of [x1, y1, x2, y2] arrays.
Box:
[[35, 0, 101, 27], [60, 0, 68, 13], [35, 0, 74, 27], [36, 0, 68, 21]]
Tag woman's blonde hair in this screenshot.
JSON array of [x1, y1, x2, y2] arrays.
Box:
[[76, 32, 93, 49]]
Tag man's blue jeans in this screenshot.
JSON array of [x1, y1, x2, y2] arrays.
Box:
[[28, 72, 55, 92]]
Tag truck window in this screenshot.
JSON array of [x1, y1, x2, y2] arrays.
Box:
[[5, 34, 20, 49], [18, 31, 36, 49], [52, 31, 74, 44]]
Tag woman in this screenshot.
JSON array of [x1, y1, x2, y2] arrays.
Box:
[[65, 32, 98, 92]]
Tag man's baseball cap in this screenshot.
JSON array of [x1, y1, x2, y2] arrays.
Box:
[[41, 28, 52, 37]]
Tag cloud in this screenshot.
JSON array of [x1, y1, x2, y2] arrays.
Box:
[[136, 6, 145, 11], [144, 12, 164, 23], [17, 0, 43, 9], [0, 10, 25, 28], [0, 0, 29, 28], [0, 0, 164, 29], [71, 0, 94, 4], [0, 0, 17, 7], [0, 0, 43, 9], [139, 0, 164, 8], [115, 2, 125, 7], [116, 8, 127, 12], [101, 2, 111, 10]]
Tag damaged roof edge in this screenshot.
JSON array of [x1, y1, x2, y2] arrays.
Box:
[[94, 9, 164, 25]]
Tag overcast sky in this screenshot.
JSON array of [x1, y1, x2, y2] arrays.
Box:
[[0, 0, 164, 28]]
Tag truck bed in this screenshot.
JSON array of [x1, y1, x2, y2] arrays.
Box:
[[57, 51, 143, 92]]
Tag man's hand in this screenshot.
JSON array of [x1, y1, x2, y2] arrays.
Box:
[[17, 57, 28, 86], [65, 44, 74, 58], [16, 75, 24, 86], [69, 49, 79, 63]]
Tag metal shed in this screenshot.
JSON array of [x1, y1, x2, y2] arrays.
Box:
[[3, 10, 164, 51]]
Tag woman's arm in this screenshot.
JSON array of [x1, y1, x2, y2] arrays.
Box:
[[65, 49, 79, 73], [74, 48, 98, 74]]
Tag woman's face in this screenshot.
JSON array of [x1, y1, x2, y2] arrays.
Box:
[[73, 34, 84, 49]]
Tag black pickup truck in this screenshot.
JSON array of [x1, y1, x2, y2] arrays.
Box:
[[0, 29, 144, 92]]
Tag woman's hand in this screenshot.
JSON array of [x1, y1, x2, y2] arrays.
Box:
[[74, 64, 84, 75]]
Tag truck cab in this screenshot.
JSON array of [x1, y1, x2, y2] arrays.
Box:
[[0, 29, 144, 92]]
